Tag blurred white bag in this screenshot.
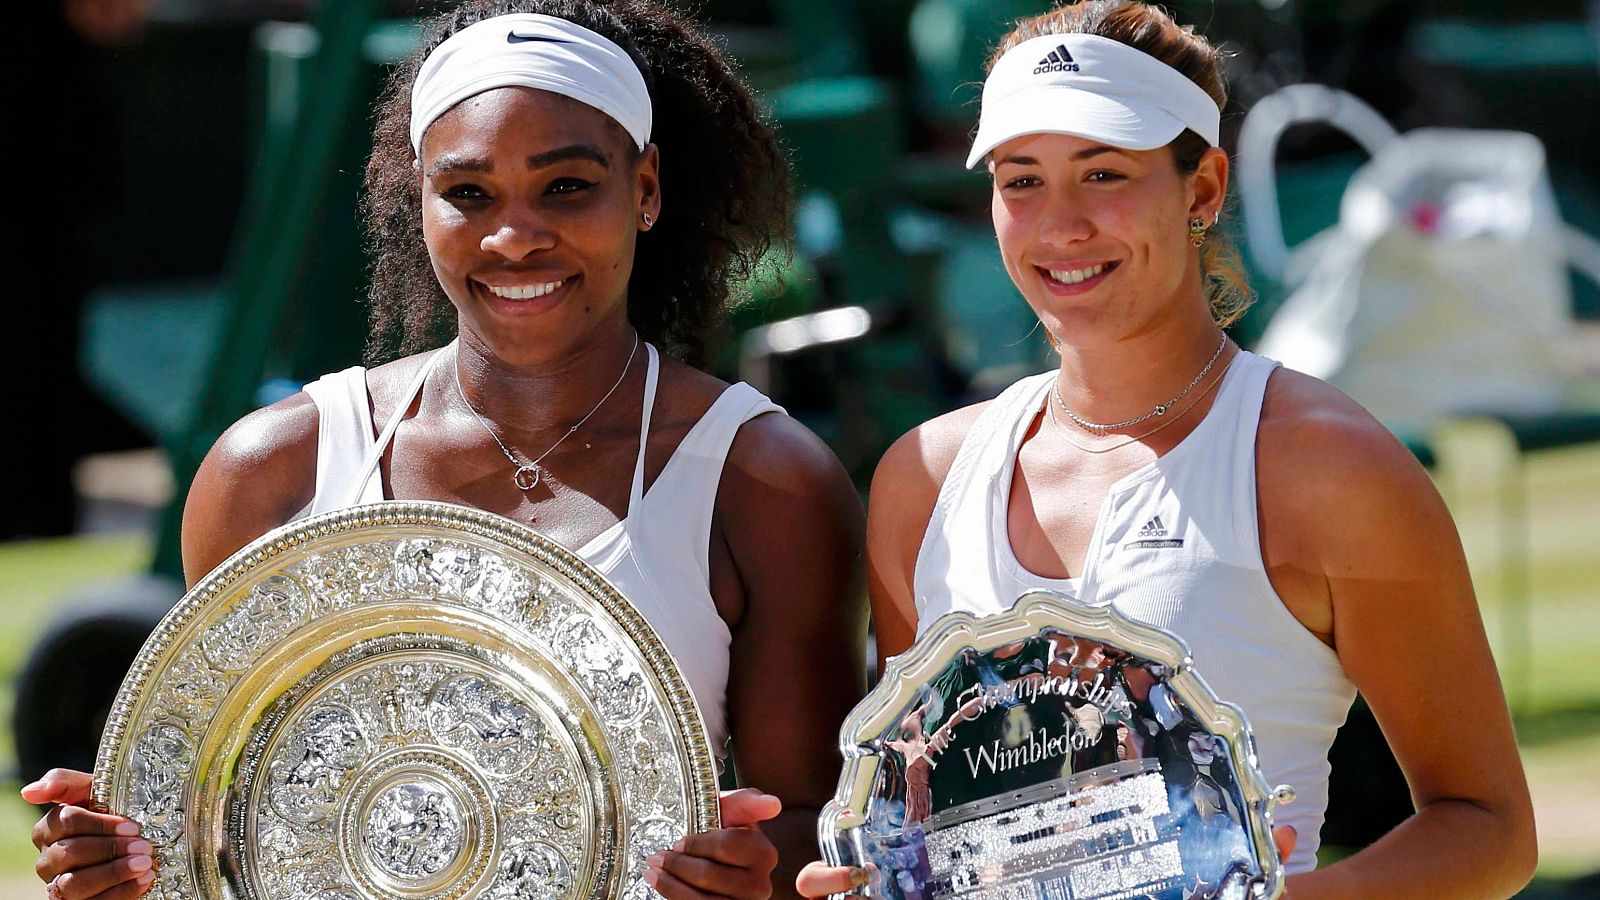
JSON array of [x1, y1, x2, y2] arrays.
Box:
[[1241, 86, 1590, 431]]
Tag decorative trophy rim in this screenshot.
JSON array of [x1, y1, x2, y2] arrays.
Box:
[[92, 499, 721, 899], [820, 590, 1290, 899]]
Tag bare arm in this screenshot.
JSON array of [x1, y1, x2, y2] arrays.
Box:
[[181, 394, 320, 586], [725, 413, 867, 900], [1259, 374, 1537, 898], [864, 406, 985, 673], [649, 412, 867, 900]]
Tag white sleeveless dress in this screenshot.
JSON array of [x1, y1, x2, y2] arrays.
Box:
[[300, 342, 782, 753], [912, 350, 1356, 873]]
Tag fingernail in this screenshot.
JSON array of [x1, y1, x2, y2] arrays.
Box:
[[850, 867, 871, 887], [642, 869, 660, 886], [645, 853, 666, 868], [129, 855, 152, 873], [671, 839, 684, 853], [137, 870, 156, 885], [116, 821, 142, 836], [21, 780, 42, 793], [129, 839, 153, 855]]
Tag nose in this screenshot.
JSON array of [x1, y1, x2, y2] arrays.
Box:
[[479, 205, 556, 259], [1037, 190, 1095, 246]]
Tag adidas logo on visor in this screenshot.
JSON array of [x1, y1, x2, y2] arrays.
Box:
[[1034, 44, 1080, 75]]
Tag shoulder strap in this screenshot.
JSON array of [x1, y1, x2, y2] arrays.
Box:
[[929, 373, 1053, 525], [912, 372, 1054, 610], [1226, 350, 1281, 549], [302, 365, 375, 515], [344, 344, 451, 509], [631, 381, 783, 580], [628, 343, 661, 516]]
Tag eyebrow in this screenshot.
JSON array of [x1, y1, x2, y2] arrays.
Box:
[[426, 143, 611, 177], [995, 145, 1129, 166], [528, 144, 611, 169]]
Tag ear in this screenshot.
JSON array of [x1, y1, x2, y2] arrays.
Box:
[[1187, 146, 1229, 223], [635, 142, 662, 229]]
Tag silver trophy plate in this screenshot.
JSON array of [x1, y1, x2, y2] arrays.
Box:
[[92, 501, 720, 900], [820, 593, 1291, 900]]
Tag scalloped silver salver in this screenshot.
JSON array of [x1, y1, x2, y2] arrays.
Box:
[[820, 592, 1292, 900], [93, 501, 720, 900]]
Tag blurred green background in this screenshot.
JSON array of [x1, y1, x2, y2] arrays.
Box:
[[5, 0, 1599, 896]]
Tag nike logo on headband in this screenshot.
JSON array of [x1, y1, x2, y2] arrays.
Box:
[[507, 32, 575, 44]]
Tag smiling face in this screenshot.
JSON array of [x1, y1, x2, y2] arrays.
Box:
[[419, 86, 660, 366], [989, 132, 1225, 348]]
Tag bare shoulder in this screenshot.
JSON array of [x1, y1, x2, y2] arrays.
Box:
[[871, 399, 992, 513], [1258, 368, 1431, 493], [862, 398, 992, 663], [1257, 367, 1444, 566], [361, 351, 442, 423], [715, 379, 852, 502], [181, 392, 322, 585]]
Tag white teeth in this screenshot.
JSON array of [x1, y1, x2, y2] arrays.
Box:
[[484, 280, 564, 300], [1047, 264, 1107, 285]]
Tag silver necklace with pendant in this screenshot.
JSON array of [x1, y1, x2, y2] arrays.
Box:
[[1052, 333, 1229, 434], [452, 333, 640, 491], [1045, 353, 1231, 454]]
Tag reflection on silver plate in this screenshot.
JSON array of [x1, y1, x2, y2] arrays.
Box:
[[92, 501, 720, 900], [820, 592, 1292, 900]]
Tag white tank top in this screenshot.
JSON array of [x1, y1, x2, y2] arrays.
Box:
[[912, 350, 1355, 873], [300, 342, 782, 754]]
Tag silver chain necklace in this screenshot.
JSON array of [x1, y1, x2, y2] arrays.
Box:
[[452, 333, 640, 491], [1045, 353, 1232, 453], [1052, 333, 1229, 434]]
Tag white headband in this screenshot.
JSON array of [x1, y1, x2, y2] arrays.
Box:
[[410, 13, 652, 155], [967, 33, 1221, 169]]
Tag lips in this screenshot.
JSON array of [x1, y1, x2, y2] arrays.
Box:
[[1036, 260, 1119, 293], [469, 273, 578, 314], [482, 279, 564, 300]]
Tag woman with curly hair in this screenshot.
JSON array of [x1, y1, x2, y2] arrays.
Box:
[[26, 3, 865, 899]]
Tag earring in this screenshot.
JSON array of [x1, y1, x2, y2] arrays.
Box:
[[640, 211, 654, 230], [1189, 216, 1208, 248]]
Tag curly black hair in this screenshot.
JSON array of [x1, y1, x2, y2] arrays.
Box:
[[361, 0, 791, 368]]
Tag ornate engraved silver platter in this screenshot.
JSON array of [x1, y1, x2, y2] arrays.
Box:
[[92, 501, 720, 900], [820, 592, 1292, 900]]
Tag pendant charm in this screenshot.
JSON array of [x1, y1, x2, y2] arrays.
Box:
[[1154, 404, 1168, 416], [513, 464, 541, 491]]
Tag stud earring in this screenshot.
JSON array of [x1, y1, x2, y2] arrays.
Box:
[[1189, 216, 1208, 248], [640, 211, 654, 229]]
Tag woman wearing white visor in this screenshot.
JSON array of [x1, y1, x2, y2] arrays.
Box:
[[26, 3, 866, 899], [800, 1, 1534, 896]]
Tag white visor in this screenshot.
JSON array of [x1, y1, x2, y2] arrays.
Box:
[[967, 33, 1220, 169], [410, 13, 652, 155]]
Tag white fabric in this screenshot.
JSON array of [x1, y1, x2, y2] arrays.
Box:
[[410, 13, 652, 154], [967, 33, 1221, 168], [1255, 128, 1578, 434], [912, 351, 1355, 873], [301, 343, 783, 753]]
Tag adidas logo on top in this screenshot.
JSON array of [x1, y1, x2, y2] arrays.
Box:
[[1125, 514, 1182, 549], [1034, 44, 1080, 74]]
